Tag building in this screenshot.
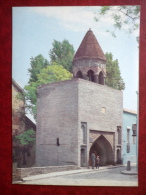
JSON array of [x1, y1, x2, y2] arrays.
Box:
[[12, 79, 25, 136], [36, 29, 123, 167], [12, 79, 36, 168], [122, 109, 137, 164]]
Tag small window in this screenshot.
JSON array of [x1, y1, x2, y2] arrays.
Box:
[[101, 107, 106, 113], [81, 125, 87, 144], [127, 128, 130, 153], [117, 126, 121, 145], [133, 136, 136, 144]]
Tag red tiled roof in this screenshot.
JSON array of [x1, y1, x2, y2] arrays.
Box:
[[73, 29, 106, 61]]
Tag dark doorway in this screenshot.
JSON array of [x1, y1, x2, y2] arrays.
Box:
[[89, 135, 114, 166]]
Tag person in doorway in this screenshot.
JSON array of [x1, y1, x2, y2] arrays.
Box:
[[91, 152, 96, 169], [96, 156, 100, 169]]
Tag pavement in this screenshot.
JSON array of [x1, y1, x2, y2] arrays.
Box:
[[121, 168, 138, 175], [14, 164, 126, 183]]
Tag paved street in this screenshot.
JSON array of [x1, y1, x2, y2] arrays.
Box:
[[19, 166, 138, 187]]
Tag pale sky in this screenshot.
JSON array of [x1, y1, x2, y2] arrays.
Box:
[[12, 6, 139, 122]]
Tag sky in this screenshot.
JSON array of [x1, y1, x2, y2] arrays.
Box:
[[12, 6, 139, 122]]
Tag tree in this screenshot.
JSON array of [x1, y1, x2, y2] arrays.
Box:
[[94, 6, 140, 37], [49, 39, 75, 72], [28, 54, 50, 83], [105, 52, 125, 90], [23, 63, 73, 119], [13, 129, 36, 167]]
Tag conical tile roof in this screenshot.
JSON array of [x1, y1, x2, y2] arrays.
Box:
[[73, 29, 106, 62]]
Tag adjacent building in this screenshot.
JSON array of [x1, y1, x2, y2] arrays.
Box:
[[122, 109, 137, 164], [12, 79, 36, 168]]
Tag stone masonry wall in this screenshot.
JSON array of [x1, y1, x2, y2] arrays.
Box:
[[78, 79, 123, 163], [36, 80, 79, 166], [13, 165, 78, 181], [36, 78, 123, 167]]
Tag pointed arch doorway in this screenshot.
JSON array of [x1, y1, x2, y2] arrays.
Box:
[[89, 135, 114, 166]]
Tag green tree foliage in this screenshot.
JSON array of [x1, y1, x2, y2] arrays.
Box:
[[28, 54, 50, 83], [105, 52, 125, 90], [15, 129, 36, 145], [13, 129, 36, 167], [94, 6, 140, 37], [18, 39, 74, 120], [23, 63, 73, 119], [49, 39, 75, 72]]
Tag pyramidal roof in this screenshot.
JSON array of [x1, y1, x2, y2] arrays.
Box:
[[73, 29, 106, 61]]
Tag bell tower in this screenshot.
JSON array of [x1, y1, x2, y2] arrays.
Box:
[[72, 29, 106, 85]]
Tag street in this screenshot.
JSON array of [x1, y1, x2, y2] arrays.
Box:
[[20, 166, 138, 186]]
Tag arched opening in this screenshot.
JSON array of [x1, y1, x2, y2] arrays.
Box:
[[87, 70, 94, 82], [89, 135, 114, 166], [80, 146, 87, 167], [99, 71, 104, 85], [81, 125, 87, 144], [81, 148, 85, 167], [117, 149, 121, 164], [76, 71, 83, 79]]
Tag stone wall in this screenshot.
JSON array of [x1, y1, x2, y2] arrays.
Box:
[[36, 78, 123, 167], [78, 78, 123, 165], [36, 80, 79, 166], [13, 165, 78, 181]]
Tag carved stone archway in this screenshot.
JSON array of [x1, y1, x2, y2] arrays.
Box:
[[89, 135, 114, 166]]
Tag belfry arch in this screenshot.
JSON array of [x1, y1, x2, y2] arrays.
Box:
[[89, 135, 114, 166], [76, 70, 83, 79], [99, 71, 104, 85], [87, 70, 94, 82]]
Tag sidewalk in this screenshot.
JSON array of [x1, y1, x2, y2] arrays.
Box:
[[121, 163, 138, 175], [121, 168, 138, 175], [14, 165, 124, 183]]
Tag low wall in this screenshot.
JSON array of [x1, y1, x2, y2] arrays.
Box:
[[13, 165, 79, 181]]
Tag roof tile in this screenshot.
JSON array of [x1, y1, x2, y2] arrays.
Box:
[[73, 29, 106, 61]]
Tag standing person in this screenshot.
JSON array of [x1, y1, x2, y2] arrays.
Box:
[[91, 152, 96, 169], [96, 156, 100, 169]]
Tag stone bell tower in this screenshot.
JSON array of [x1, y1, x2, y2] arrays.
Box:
[[36, 29, 123, 168], [72, 29, 106, 85]]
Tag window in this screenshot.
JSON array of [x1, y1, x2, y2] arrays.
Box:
[[99, 71, 104, 85], [132, 124, 137, 144], [81, 122, 87, 144], [133, 136, 136, 144], [101, 107, 106, 113], [127, 128, 130, 153], [87, 70, 94, 82], [76, 71, 83, 79], [117, 126, 121, 144]]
